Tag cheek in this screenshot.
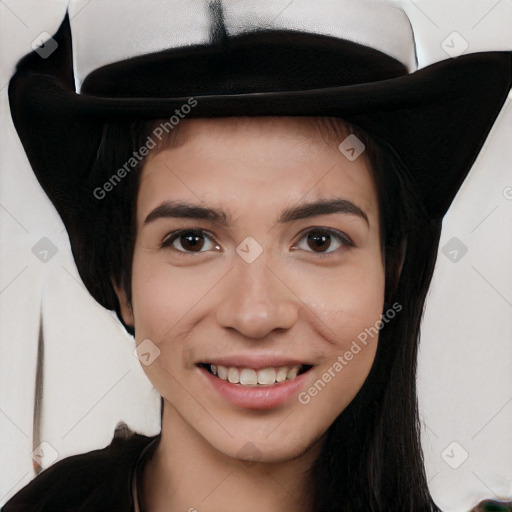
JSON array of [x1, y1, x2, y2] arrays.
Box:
[[130, 260, 194, 340], [333, 271, 384, 348], [295, 257, 385, 345], [293, 257, 385, 393], [129, 254, 230, 356], [129, 258, 200, 392], [295, 271, 384, 423]]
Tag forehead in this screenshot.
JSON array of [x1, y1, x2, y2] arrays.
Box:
[[137, 116, 378, 223]]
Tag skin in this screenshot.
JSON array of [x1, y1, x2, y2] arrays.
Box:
[[115, 117, 385, 512]]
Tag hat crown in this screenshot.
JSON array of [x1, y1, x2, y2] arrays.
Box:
[[69, 0, 417, 89]]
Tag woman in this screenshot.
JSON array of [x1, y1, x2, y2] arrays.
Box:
[[4, 1, 511, 511]]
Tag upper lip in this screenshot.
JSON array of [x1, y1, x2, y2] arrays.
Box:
[[198, 355, 312, 370]]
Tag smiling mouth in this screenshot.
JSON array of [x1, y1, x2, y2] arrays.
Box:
[[198, 363, 313, 386]]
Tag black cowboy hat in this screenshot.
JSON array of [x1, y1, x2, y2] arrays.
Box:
[[8, 7, 512, 311]]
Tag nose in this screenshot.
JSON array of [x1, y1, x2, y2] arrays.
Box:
[[215, 254, 299, 340]]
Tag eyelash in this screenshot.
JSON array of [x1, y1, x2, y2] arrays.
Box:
[[160, 227, 355, 259]]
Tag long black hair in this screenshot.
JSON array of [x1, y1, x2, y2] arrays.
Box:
[[82, 116, 441, 511]]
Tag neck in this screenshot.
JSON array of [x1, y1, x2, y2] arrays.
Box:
[[141, 399, 322, 512]]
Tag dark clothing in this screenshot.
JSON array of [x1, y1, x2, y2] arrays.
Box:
[[4, 426, 509, 512], [2, 423, 159, 512]]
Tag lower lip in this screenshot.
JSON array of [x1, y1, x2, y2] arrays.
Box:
[[199, 367, 311, 410]]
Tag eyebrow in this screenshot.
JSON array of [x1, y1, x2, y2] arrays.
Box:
[[144, 198, 369, 227]]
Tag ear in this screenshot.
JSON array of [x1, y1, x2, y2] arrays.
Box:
[[112, 279, 135, 328]]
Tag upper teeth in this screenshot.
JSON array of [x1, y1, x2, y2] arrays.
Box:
[[210, 364, 301, 385]]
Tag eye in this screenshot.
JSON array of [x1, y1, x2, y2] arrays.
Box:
[[292, 228, 354, 256], [161, 229, 220, 254]]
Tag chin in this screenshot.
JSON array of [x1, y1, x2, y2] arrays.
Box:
[[197, 419, 328, 466]]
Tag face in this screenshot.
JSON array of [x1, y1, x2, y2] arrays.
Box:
[[117, 117, 385, 463]]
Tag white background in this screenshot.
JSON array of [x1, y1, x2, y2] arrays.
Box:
[[0, 1, 511, 510]]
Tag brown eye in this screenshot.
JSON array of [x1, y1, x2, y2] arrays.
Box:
[[293, 228, 354, 255], [161, 229, 220, 254], [307, 231, 332, 252], [179, 232, 205, 251]]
